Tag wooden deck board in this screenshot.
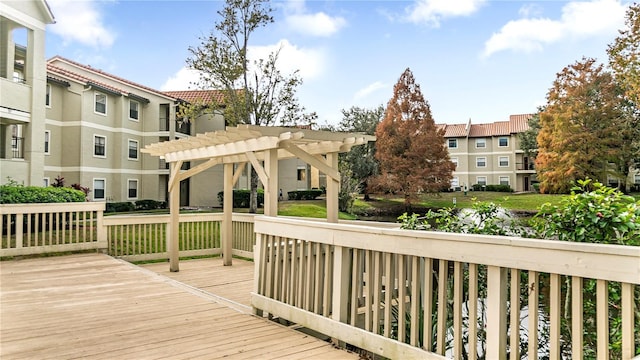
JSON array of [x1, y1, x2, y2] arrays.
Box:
[[1, 253, 357, 359]]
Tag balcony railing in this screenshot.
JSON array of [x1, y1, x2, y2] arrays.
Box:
[[516, 162, 535, 170], [176, 120, 191, 135], [11, 137, 24, 159]]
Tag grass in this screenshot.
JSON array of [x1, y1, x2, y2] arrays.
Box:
[[278, 200, 357, 220]]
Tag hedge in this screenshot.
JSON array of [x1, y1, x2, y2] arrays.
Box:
[[471, 184, 513, 192], [0, 185, 86, 204], [287, 189, 323, 200], [217, 189, 264, 208]]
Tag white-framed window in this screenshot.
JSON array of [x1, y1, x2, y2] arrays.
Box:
[[44, 130, 50, 155], [45, 84, 51, 107], [128, 139, 139, 160], [608, 176, 620, 188], [499, 176, 510, 186], [127, 179, 138, 199], [476, 176, 487, 185], [635, 174, 640, 184], [451, 177, 459, 187], [297, 166, 307, 181], [93, 179, 106, 200], [499, 137, 508, 147], [475, 138, 486, 148], [476, 157, 486, 167], [451, 157, 458, 169], [499, 156, 509, 167], [129, 100, 139, 121], [94, 92, 107, 115], [448, 138, 458, 149], [43, 177, 50, 187], [94, 135, 106, 157]]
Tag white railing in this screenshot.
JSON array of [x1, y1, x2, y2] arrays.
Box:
[[103, 212, 256, 261], [251, 216, 640, 360], [0, 202, 106, 257]]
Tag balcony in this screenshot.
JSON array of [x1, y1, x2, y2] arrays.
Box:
[[516, 162, 535, 172], [176, 120, 191, 135], [0, 78, 31, 117]]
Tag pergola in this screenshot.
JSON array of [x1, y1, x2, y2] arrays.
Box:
[[142, 125, 375, 271]]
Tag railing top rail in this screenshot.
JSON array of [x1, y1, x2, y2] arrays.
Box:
[[0, 202, 106, 214], [254, 216, 640, 284]]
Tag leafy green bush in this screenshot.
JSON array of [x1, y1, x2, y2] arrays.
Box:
[[217, 189, 264, 208], [106, 202, 135, 213], [0, 185, 85, 204], [287, 189, 324, 200], [135, 199, 162, 211], [471, 184, 513, 192], [533, 179, 639, 245]]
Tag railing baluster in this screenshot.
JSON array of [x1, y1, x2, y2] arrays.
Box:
[[468, 263, 478, 360], [372, 251, 381, 335], [571, 276, 583, 359], [410, 255, 419, 346], [510, 268, 521, 360], [550, 273, 561, 359], [398, 254, 407, 344], [453, 261, 463, 358], [365, 250, 373, 332], [422, 257, 433, 352], [383, 252, 392, 338], [323, 244, 332, 317], [436, 259, 447, 355], [528, 270, 539, 360], [596, 279, 609, 359], [621, 282, 634, 359]]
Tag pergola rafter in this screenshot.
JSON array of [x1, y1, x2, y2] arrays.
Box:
[[141, 125, 375, 272]]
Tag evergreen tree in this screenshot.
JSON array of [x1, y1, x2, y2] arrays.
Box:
[[373, 68, 454, 206]]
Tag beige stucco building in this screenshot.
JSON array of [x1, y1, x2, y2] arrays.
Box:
[[438, 114, 537, 193], [1, 0, 54, 186]]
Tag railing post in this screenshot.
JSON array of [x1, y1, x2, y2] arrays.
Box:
[[331, 245, 351, 347], [96, 205, 106, 251], [16, 213, 23, 249], [487, 265, 507, 360]]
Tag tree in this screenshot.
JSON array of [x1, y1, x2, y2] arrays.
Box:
[[337, 105, 384, 200], [535, 58, 630, 193], [608, 3, 640, 106], [186, 0, 311, 212], [518, 111, 541, 160], [372, 68, 454, 207]]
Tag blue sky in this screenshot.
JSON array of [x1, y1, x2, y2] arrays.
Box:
[[43, 0, 630, 126]]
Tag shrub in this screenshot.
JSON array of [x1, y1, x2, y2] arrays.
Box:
[[135, 199, 161, 211], [471, 184, 513, 192], [0, 185, 86, 204], [287, 189, 323, 200], [106, 202, 135, 213], [217, 189, 264, 208]]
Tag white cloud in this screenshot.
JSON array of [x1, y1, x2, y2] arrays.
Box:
[[483, 0, 627, 57], [406, 0, 486, 26], [354, 81, 387, 101], [160, 67, 200, 91], [283, 0, 346, 37], [160, 39, 325, 91], [47, 0, 115, 48]]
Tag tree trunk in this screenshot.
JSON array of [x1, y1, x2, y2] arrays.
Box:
[[249, 167, 259, 213]]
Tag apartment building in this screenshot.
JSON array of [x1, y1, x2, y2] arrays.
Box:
[[0, 0, 54, 185], [439, 114, 536, 193]]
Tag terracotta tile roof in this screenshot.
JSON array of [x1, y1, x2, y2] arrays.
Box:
[[437, 114, 534, 138], [163, 90, 226, 105], [47, 56, 174, 100], [47, 63, 127, 95]]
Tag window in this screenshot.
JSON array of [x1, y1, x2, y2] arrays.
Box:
[[635, 174, 640, 184], [451, 157, 458, 169], [44, 130, 50, 154], [499, 137, 508, 147], [95, 93, 107, 115], [43, 178, 50, 187], [475, 138, 486, 148], [297, 167, 307, 181], [128, 139, 138, 160], [499, 156, 509, 167], [93, 179, 105, 200], [94, 135, 106, 157], [451, 177, 459, 187], [499, 176, 510, 186], [128, 179, 138, 199], [129, 100, 139, 120], [448, 139, 458, 149], [45, 84, 51, 107], [476, 177, 487, 185], [476, 157, 486, 167], [608, 177, 619, 188]]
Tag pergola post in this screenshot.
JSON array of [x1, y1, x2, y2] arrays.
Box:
[[168, 162, 180, 272], [326, 152, 339, 223], [222, 162, 233, 266], [264, 148, 278, 217]]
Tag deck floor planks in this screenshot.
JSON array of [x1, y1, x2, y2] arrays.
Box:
[[1, 253, 357, 359]]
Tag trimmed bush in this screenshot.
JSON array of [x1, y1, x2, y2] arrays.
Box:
[[287, 189, 324, 200], [0, 185, 86, 204], [106, 202, 135, 213], [471, 184, 513, 192], [135, 199, 161, 211], [217, 189, 264, 208]]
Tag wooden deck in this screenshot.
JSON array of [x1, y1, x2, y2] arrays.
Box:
[[0, 253, 358, 359]]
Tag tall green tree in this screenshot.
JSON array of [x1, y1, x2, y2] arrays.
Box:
[[608, 2, 640, 106], [373, 68, 454, 207], [337, 105, 384, 200], [536, 58, 630, 193], [518, 111, 541, 161], [186, 0, 311, 212]]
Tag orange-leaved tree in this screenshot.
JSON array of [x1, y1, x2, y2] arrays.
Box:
[[536, 58, 630, 193], [372, 68, 454, 207]]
